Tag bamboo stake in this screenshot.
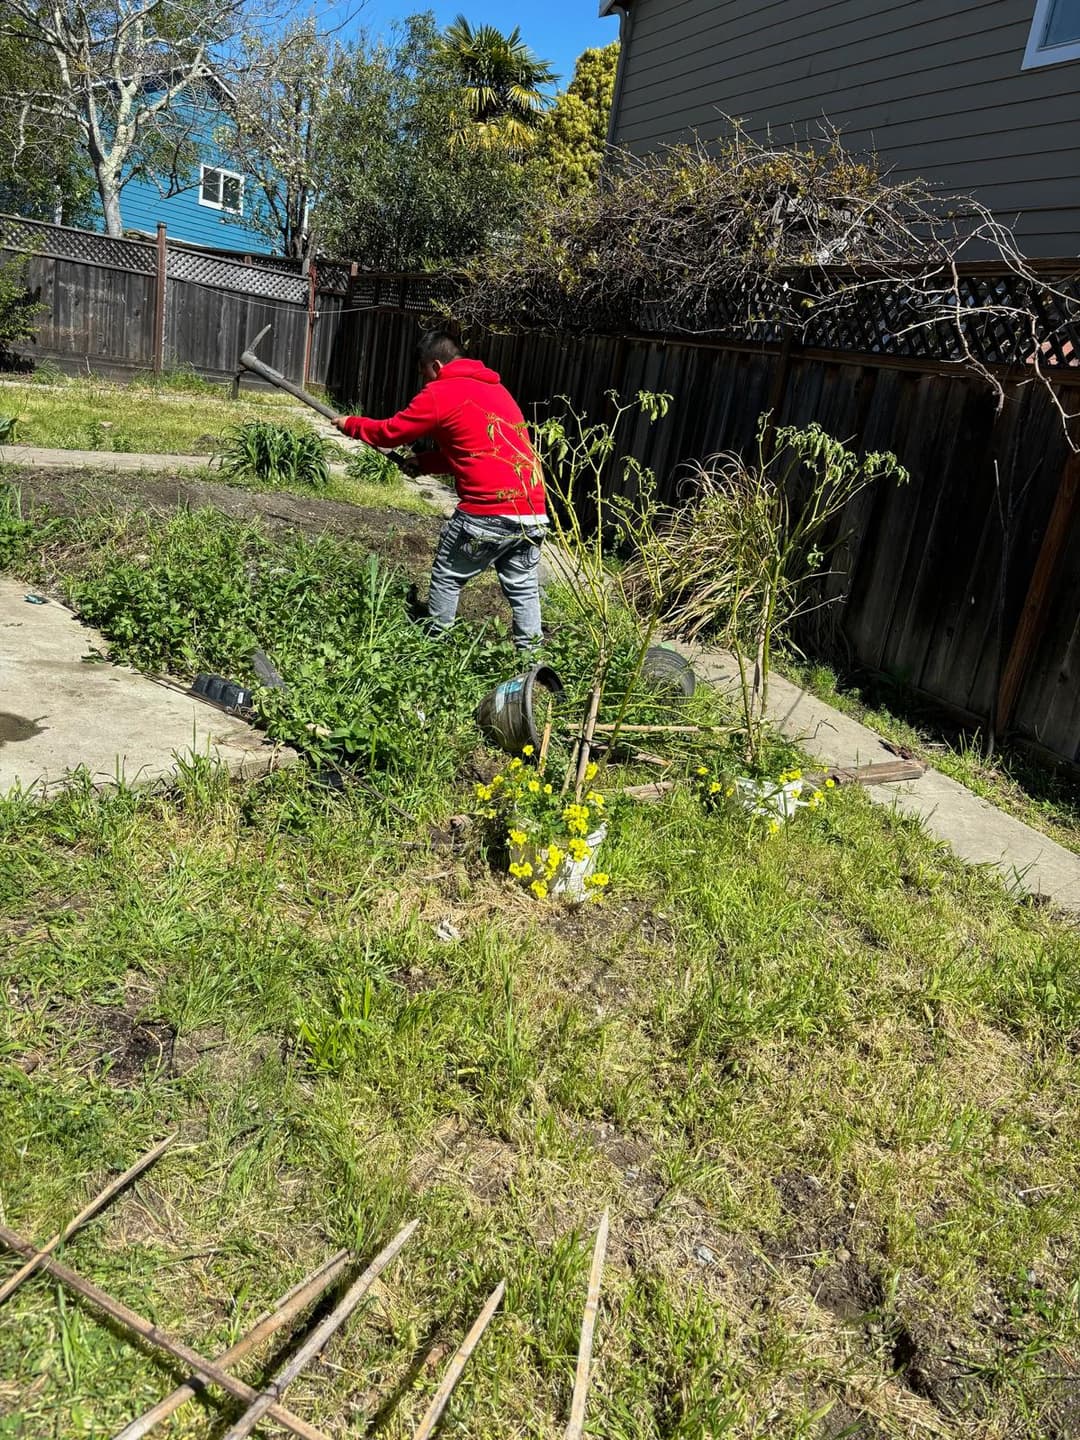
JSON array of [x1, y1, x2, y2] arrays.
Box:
[[563, 1211, 610, 1440], [413, 1280, 506, 1440], [538, 715, 554, 771], [569, 678, 604, 801], [220, 1219, 420, 1440], [113, 1248, 351, 1440], [591, 722, 737, 735], [0, 1133, 176, 1306], [0, 1222, 333, 1440]]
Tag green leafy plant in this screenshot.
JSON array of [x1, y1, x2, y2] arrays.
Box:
[[475, 749, 610, 900], [345, 445, 401, 487], [216, 420, 331, 491], [0, 254, 45, 367], [632, 416, 908, 765], [534, 389, 672, 796], [0, 415, 16, 443]]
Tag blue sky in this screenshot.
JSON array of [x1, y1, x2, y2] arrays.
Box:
[[322, 0, 617, 86]]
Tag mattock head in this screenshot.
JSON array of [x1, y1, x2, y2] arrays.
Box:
[[239, 323, 272, 370]]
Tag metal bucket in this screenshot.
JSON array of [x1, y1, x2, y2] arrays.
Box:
[[641, 646, 696, 698], [476, 665, 565, 754]]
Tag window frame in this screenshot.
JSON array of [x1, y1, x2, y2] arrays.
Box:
[[198, 163, 245, 214], [1022, 0, 1080, 69]]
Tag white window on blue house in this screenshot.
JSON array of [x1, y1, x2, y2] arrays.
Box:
[[200, 165, 244, 213], [1024, 0, 1080, 66]]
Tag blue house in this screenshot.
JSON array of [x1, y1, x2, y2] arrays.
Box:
[[90, 84, 277, 254]]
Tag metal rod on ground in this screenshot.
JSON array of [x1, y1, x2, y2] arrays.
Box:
[[564, 1210, 610, 1440], [0, 1223, 332, 1440], [0, 1133, 176, 1307], [112, 1248, 351, 1440], [413, 1280, 506, 1440], [220, 1219, 420, 1440]]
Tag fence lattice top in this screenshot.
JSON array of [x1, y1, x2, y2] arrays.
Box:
[[167, 248, 308, 304], [0, 214, 156, 274]]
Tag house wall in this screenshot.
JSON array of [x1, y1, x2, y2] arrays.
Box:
[[607, 0, 1080, 257], [89, 104, 275, 253]]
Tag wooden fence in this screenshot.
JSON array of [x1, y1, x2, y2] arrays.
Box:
[[339, 299, 1080, 769], [2, 212, 1079, 766]]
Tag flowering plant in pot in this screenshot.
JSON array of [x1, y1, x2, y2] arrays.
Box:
[[476, 749, 610, 901]]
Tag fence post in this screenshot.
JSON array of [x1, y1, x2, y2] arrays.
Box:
[[996, 444, 1080, 735], [303, 261, 317, 388], [152, 223, 167, 373]]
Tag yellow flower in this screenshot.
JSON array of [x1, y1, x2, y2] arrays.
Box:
[[527, 779, 541, 793], [585, 762, 598, 781], [567, 818, 588, 836], [475, 783, 492, 801], [522, 743, 535, 756], [509, 859, 534, 879], [509, 757, 523, 771], [768, 819, 780, 834], [709, 781, 721, 794], [696, 766, 708, 776], [585, 790, 605, 808], [507, 828, 527, 846], [543, 783, 553, 795], [825, 778, 836, 788], [485, 807, 496, 818], [813, 789, 824, 802], [530, 879, 548, 900], [725, 786, 734, 797], [585, 872, 610, 889], [568, 838, 591, 862]]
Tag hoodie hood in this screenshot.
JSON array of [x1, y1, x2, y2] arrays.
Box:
[[438, 356, 502, 385]]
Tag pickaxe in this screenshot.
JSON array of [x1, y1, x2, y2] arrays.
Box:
[[238, 325, 409, 464]]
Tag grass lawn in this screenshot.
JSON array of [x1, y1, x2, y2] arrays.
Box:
[[1, 487, 1078, 1439], [786, 661, 1080, 858], [0, 371, 325, 456]]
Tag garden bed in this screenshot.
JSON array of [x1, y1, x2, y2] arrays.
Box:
[[0, 485, 1077, 1439]]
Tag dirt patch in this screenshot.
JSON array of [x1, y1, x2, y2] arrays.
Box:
[[8, 465, 440, 566], [92, 1008, 176, 1085]]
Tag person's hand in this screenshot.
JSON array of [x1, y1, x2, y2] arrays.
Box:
[[331, 415, 350, 433], [398, 451, 421, 476]]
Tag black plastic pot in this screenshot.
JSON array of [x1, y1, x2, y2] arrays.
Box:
[[190, 673, 253, 712], [476, 665, 565, 754]]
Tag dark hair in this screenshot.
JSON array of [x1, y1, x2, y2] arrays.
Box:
[[417, 329, 463, 366]]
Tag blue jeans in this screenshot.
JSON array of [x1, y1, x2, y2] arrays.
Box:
[[428, 510, 545, 648]]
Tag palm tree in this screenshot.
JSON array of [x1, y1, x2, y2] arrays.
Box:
[[437, 15, 555, 151]]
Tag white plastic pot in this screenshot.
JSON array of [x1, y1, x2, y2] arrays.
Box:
[[734, 777, 807, 819], [509, 822, 608, 902]]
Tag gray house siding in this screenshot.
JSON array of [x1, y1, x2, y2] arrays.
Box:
[[608, 0, 1080, 256]]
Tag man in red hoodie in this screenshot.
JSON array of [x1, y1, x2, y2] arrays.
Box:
[[334, 331, 547, 649]]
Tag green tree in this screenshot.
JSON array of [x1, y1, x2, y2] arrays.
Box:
[[316, 15, 530, 270], [435, 14, 555, 152], [0, 0, 261, 236], [0, 36, 92, 222], [536, 42, 618, 196]]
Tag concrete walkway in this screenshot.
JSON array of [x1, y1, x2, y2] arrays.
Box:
[[1, 444, 211, 473], [0, 578, 294, 798], [676, 644, 1080, 916]]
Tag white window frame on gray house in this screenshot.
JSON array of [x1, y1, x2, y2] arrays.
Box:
[[1023, 0, 1080, 67], [199, 164, 244, 214]]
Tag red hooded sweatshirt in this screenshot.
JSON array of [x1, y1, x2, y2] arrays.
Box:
[[339, 358, 546, 519]]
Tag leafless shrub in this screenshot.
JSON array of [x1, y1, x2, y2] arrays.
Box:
[[460, 123, 1080, 430]]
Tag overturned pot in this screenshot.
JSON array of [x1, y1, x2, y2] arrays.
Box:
[[476, 665, 565, 755]]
